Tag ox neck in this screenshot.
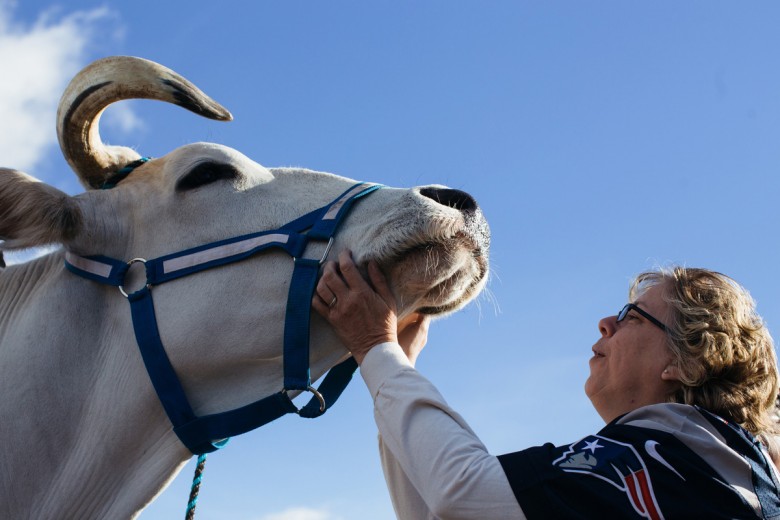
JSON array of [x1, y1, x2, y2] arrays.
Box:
[[64, 182, 382, 455], [0, 252, 189, 519], [0, 254, 59, 327]]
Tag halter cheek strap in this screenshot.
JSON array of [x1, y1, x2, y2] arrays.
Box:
[[65, 182, 382, 454]]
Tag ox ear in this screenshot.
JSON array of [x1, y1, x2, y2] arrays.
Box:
[[0, 169, 82, 252]]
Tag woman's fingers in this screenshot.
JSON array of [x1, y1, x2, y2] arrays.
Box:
[[336, 250, 370, 291], [368, 261, 396, 312], [315, 263, 339, 303], [315, 252, 399, 318], [312, 292, 329, 317], [334, 250, 396, 307], [313, 260, 346, 320]]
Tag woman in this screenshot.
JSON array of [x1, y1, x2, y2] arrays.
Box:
[[313, 251, 780, 519]]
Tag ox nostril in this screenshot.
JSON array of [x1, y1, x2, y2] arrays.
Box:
[[419, 187, 478, 213]]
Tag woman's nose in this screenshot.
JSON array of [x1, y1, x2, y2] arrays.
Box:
[[599, 315, 617, 337]]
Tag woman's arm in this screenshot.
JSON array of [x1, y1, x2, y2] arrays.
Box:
[[379, 434, 436, 520], [361, 342, 524, 519], [313, 251, 524, 519]]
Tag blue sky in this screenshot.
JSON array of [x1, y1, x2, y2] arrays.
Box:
[[3, 2, 780, 519]]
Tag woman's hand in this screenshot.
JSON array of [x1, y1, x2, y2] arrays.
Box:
[[313, 250, 398, 364]]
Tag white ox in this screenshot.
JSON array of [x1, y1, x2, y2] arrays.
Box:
[[0, 57, 490, 518]]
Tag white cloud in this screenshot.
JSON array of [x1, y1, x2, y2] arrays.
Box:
[[258, 506, 342, 520], [104, 101, 145, 134], [0, 2, 128, 172]]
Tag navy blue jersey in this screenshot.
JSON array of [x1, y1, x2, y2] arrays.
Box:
[[498, 404, 780, 519]]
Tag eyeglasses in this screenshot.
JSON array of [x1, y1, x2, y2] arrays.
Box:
[[617, 303, 669, 332]]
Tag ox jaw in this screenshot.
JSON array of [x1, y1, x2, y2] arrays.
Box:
[[383, 237, 488, 316], [356, 198, 490, 318]]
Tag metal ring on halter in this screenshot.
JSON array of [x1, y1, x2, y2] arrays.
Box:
[[293, 236, 335, 265], [282, 385, 327, 414], [118, 258, 151, 298], [317, 237, 335, 265]]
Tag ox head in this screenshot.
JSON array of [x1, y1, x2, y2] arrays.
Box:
[[0, 57, 489, 386]]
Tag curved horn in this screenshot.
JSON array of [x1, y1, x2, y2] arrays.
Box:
[[57, 56, 232, 189]]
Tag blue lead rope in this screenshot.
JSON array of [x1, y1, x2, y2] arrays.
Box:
[[185, 454, 208, 520]]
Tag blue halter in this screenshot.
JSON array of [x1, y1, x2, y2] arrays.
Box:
[[65, 178, 382, 454]]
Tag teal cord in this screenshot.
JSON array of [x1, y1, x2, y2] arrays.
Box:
[[185, 454, 207, 520], [101, 157, 151, 189]]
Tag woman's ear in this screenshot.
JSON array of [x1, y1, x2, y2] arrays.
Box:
[[661, 365, 683, 381]]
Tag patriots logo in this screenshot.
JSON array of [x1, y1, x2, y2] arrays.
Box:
[[552, 435, 664, 520]]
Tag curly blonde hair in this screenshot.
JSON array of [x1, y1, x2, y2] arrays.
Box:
[[630, 267, 779, 439]]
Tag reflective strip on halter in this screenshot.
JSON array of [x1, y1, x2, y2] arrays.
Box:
[[163, 233, 290, 274], [64, 252, 127, 286], [64, 252, 114, 278], [322, 183, 376, 220]]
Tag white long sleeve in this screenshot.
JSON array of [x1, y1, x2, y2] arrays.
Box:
[[360, 342, 526, 520], [378, 435, 435, 519]]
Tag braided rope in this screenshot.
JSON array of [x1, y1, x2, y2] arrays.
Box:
[[185, 454, 208, 520]]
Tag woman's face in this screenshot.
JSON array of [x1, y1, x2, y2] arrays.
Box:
[[585, 283, 678, 422]]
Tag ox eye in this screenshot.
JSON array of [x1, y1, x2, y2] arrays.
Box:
[[176, 162, 239, 191]]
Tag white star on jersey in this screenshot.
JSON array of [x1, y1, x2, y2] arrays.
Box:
[[583, 439, 603, 454]]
